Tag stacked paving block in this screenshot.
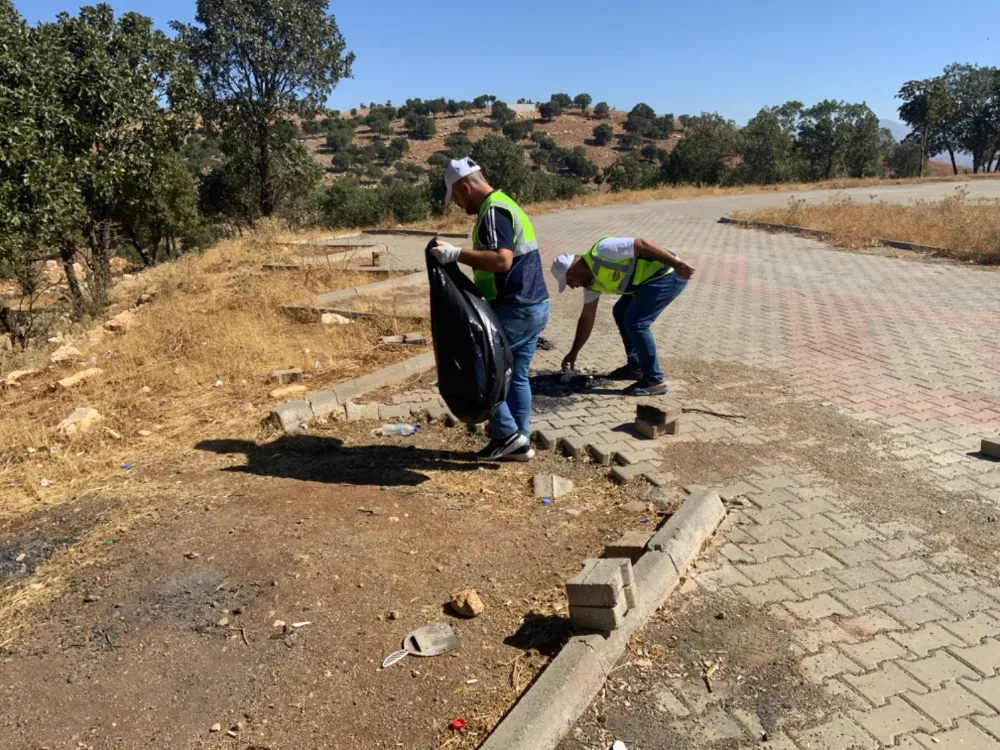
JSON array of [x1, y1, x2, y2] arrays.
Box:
[[635, 400, 681, 438], [982, 437, 1000, 459], [566, 558, 637, 632], [603, 529, 654, 564]]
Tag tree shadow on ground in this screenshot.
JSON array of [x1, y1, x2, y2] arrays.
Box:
[[503, 611, 571, 657], [196, 434, 487, 487]]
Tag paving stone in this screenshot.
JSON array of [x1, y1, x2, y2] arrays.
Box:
[[603, 530, 653, 564], [963, 676, 1000, 713], [799, 648, 864, 684], [790, 620, 854, 654], [609, 462, 658, 484], [785, 572, 843, 598], [558, 435, 589, 458], [586, 443, 615, 466], [835, 611, 907, 638], [878, 536, 931, 559], [942, 613, 1000, 646], [951, 639, 1000, 677], [786, 594, 852, 621], [832, 563, 893, 588], [827, 542, 889, 567], [885, 596, 957, 628], [834, 584, 903, 614], [972, 714, 1000, 739], [852, 696, 935, 744], [788, 530, 841, 552], [791, 714, 877, 749], [826, 524, 879, 545], [901, 650, 979, 689], [344, 401, 379, 421], [744, 520, 798, 543], [914, 718, 1000, 749], [933, 590, 1000, 618], [787, 550, 844, 575], [739, 558, 801, 584], [737, 580, 800, 606], [652, 685, 689, 717], [842, 661, 927, 706], [907, 681, 996, 728], [377, 403, 412, 421], [881, 575, 947, 602], [840, 635, 911, 671], [741, 539, 798, 561], [786, 514, 840, 535], [890, 622, 964, 658], [691, 564, 753, 591]]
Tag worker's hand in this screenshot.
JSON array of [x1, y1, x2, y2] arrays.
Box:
[[673, 258, 696, 280], [430, 241, 461, 265], [561, 353, 576, 372]]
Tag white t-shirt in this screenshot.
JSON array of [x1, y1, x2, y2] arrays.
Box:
[[583, 237, 635, 303]]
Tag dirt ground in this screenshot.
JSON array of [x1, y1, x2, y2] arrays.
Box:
[[0, 417, 659, 750]]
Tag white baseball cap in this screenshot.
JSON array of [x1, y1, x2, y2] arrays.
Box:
[[444, 157, 481, 205], [551, 254, 576, 292]]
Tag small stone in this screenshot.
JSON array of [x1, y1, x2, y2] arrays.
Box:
[[15, 553, 25, 563], [450, 587, 484, 618], [137, 429, 152, 437], [269, 368, 303, 385], [103, 427, 122, 440], [269, 384, 307, 399], [321, 313, 352, 325], [56, 407, 103, 436], [532, 474, 574, 499], [50, 344, 82, 364], [621, 500, 650, 514], [104, 310, 137, 332], [57, 367, 104, 389], [273, 620, 286, 628], [217, 616, 229, 627], [83, 594, 100, 603], [140, 386, 152, 394], [209, 723, 221, 733], [67, 674, 79, 684], [3, 369, 36, 387], [184, 551, 200, 559], [388, 611, 400, 621]]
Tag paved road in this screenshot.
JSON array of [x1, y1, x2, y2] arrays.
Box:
[[385, 180, 1000, 749]]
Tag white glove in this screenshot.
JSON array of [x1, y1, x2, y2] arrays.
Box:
[[430, 241, 461, 265]]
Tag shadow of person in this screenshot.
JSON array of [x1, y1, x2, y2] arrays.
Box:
[[503, 610, 571, 657], [196, 434, 485, 487]]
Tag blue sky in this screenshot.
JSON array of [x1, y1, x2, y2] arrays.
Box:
[[16, 0, 1000, 125]]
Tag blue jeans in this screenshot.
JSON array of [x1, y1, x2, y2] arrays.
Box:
[[612, 273, 687, 384], [490, 300, 550, 438]]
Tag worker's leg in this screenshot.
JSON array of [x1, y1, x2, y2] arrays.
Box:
[[622, 273, 688, 385], [612, 294, 641, 373], [490, 300, 550, 439]]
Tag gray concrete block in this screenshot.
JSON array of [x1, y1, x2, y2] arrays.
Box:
[[559, 435, 588, 458], [380, 335, 405, 345], [270, 367, 303, 385], [269, 400, 313, 432], [403, 332, 427, 345], [569, 590, 629, 632], [587, 443, 615, 466], [636, 400, 681, 426], [649, 488, 727, 575], [307, 389, 341, 419], [982, 438, 1000, 458], [635, 417, 666, 439], [610, 462, 658, 484], [532, 474, 574, 499], [566, 558, 625, 608], [604, 530, 654, 564], [344, 401, 379, 421], [378, 403, 412, 421]]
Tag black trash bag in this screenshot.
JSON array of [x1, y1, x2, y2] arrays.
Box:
[[426, 240, 512, 425]]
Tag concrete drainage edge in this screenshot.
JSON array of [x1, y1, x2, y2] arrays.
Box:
[[718, 216, 952, 255], [479, 489, 727, 750], [363, 227, 466, 239], [281, 271, 426, 313], [268, 350, 437, 432]]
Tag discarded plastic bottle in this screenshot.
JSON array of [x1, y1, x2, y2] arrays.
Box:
[[381, 423, 419, 436]]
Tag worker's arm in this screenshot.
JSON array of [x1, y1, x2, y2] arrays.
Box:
[[561, 299, 600, 372], [457, 247, 513, 273], [634, 238, 695, 279]]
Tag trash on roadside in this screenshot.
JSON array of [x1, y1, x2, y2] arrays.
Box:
[[381, 622, 461, 669], [40, 478, 53, 487], [213, 380, 223, 388], [380, 423, 418, 436], [449, 718, 466, 732], [640, 518, 650, 524], [541, 497, 552, 505], [121, 462, 131, 470], [612, 742, 628, 750], [291, 621, 311, 628]]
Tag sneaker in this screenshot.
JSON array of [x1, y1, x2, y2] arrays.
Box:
[[505, 443, 535, 462], [477, 432, 529, 460], [624, 380, 670, 397], [606, 364, 643, 381]]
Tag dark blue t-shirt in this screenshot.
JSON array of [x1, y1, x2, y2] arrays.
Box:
[[476, 202, 549, 306]]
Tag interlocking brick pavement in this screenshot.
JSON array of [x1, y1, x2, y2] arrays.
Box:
[[372, 183, 1000, 748]]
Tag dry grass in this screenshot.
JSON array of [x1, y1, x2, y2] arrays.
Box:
[[0, 221, 429, 519], [732, 187, 1000, 264]]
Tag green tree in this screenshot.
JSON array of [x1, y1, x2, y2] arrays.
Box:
[[174, 0, 354, 217], [593, 123, 614, 146], [563, 147, 598, 181], [625, 103, 656, 132], [573, 93, 593, 112], [539, 100, 562, 120], [619, 132, 645, 151], [841, 104, 894, 178], [550, 93, 573, 109], [491, 100, 516, 129], [734, 103, 801, 184], [897, 77, 954, 176], [459, 118, 476, 132], [593, 101, 610, 119], [405, 112, 436, 140], [604, 155, 657, 192], [887, 141, 926, 178], [470, 134, 532, 200], [365, 110, 393, 135], [797, 100, 852, 180], [661, 113, 741, 185], [946, 64, 1000, 173], [502, 119, 535, 141]]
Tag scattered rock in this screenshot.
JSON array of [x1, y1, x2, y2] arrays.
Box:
[[84, 327, 105, 346], [4, 369, 37, 387], [57, 407, 103, 436], [109, 257, 131, 274], [269, 367, 303, 385], [449, 588, 484, 618], [269, 384, 307, 399], [532, 474, 574, 499], [273, 620, 286, 628], [57, 367, 104, 389], [184, 551, 200, 560], [103, 427, 122, 440], [66, 674, 79, 684], [209, 723, 221, 733], [50, 344, 82, 364], [136, 291, 157, 306], [83, 594, 100, 603], [139, 385, 152, 394], [563, 508, 582, 517], [217, 616, 229, 627], [388, 610, 400, 621], [104, 309, 137, 332], [403, 332, 426, 345], [622, 500, 650, 514], [321, 312, 353, 325], [137, 429, 152, 437]]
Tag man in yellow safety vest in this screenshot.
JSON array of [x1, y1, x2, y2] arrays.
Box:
[[429, 157, 549, 461], [550, 237, 695, 396]]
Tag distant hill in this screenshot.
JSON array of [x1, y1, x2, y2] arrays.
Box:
[[879, 119, 910, 143]]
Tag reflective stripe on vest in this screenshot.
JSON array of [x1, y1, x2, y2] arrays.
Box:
[[582, 239, 672, 296], [472, 190, 538, 301]]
